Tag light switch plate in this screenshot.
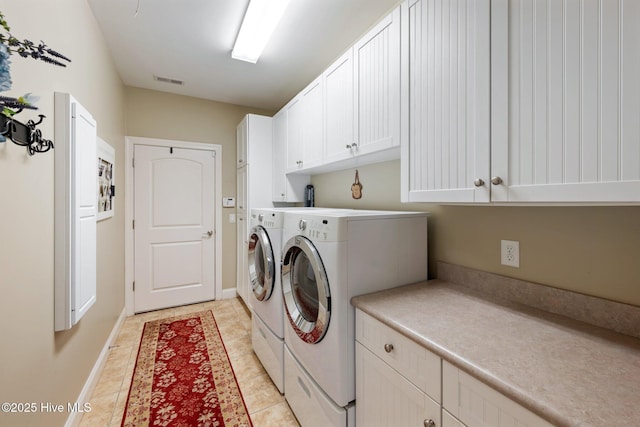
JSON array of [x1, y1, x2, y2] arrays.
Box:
[[222, 197, 235, 207]]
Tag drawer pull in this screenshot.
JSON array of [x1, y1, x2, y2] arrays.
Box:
[[424, 419, 435, 427], [384, 343, 394, 353]]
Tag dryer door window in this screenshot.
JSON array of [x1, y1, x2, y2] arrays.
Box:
[[248, 225, 275, 301], [281, 235, 330, 344]]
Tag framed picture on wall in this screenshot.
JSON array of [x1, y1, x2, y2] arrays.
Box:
[[97, 137, 115, 221]]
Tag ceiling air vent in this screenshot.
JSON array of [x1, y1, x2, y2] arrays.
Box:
[[153, 75, 184, 86]]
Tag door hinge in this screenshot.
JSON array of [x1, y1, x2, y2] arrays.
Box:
[[132, 219, 135, 229], [132, 157, 135, 168], [133, 281, 135, 292]]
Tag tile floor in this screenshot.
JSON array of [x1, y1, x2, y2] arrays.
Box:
[[79, 298, 300, 427]]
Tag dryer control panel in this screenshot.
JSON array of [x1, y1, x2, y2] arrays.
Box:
[[286, 215, 346, 242]]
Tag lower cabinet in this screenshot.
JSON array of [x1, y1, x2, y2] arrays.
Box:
[[356, 343, 440, 427], [442, 410, 466, 427], [443, 362, 553, 427], [356, 310, 440, 427], [355, 309, 554, 427]]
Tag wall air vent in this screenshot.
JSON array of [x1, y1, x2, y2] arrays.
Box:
[[153, 75, 184, 86]]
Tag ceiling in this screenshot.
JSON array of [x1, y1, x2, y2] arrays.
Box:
[[88, 0, 400, 112]]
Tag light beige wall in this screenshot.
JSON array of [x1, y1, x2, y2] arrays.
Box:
[[311, 160, 640, 307], [125, 87, 273, 291], [0, 1, 126, 426]]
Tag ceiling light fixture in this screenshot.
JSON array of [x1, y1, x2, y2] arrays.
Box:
[[232, 0, 292, 63]]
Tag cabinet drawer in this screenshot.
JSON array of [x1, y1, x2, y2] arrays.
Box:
[[356, 310, 441, 402]]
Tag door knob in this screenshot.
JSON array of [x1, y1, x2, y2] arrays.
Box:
[[202, 230, 213, 238], [424, 420, 436, 427], [473, 178, 485, 187], [491, 176, 503, 185], [384, 343, 394, 353]]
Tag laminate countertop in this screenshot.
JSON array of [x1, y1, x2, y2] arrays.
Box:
[[351, 280, 640, 427]]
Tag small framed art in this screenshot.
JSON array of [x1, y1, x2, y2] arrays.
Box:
[[97, 137, 115, 221]]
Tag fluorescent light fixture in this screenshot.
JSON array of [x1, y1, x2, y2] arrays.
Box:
[[232, 0, 292, 63]]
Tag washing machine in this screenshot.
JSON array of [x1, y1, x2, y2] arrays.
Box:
[[248, 207, 330, 393], [280, 209, 429, 426]]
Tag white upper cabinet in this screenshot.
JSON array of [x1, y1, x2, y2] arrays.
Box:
[[491, 0, 640, 203], [401, 0, 491, 203], [354, 5, 402, 156], [272, 108, 309, 202], [301, 77, 324, 169], [237, 115, 248, 168], [324, 49, 356, 164], [286, 76, 324, 172], [286, 96, 304, 172], [403, 0, 640, 204], [272, 108, 287, 200]]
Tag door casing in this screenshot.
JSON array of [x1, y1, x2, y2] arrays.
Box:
[[125, 136, 223, 316]]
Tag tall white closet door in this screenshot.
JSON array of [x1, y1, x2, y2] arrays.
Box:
[[54, 93, 97, 331], [401, 0, 491, 203], [74, 104, 97, 321], [491, 0, 640, 203]]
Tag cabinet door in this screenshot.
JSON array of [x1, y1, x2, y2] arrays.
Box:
[[236, 212, 249, 307], [354, 6, 402, 155], [443, 410, 466, 427], [54, 93, 97, 331], [237, 115, 247, 168], [443, 361, 553, 427], [491, 0, 640, 203], [324, 49, 356, 163], [286, 96, 304, 172], [301, 76, 324, 169], [272, 109, 287, 201], [356, 343, 441, 427], [273, 109, 309, 202], [401, 0, 491, 203]]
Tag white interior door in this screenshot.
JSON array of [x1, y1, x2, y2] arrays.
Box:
[[134, 144, 216, 312]]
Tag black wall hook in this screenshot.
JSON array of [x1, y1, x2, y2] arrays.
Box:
[[0, 113, 54, 155]]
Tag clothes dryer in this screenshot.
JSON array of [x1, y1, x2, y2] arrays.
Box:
[[280, 209, 429, 426], [248, 207, 330, 393]]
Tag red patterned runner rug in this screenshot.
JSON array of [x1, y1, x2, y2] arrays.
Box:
[[121, 310, 252, 427]]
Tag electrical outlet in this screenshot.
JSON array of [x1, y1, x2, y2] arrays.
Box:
[[501, 240, 520, 268]]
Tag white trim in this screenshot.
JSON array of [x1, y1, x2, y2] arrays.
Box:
[[222, 287, 238, 300], [65, 308, 127, 427], [125, 137, 223, 316]]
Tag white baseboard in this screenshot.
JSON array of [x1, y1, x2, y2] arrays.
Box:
[[221, 287, 238, 300], [65, 308, 127, 427]]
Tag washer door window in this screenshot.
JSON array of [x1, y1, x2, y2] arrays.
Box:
[[281, 235, 330, 344], [248, 225, 275, 301]]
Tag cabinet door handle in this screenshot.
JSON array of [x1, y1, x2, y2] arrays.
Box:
[[491, 176, 503, 185], [384, 343, 394, 353], [474, 178, 485, 187], [424, 419, 436, 427]]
